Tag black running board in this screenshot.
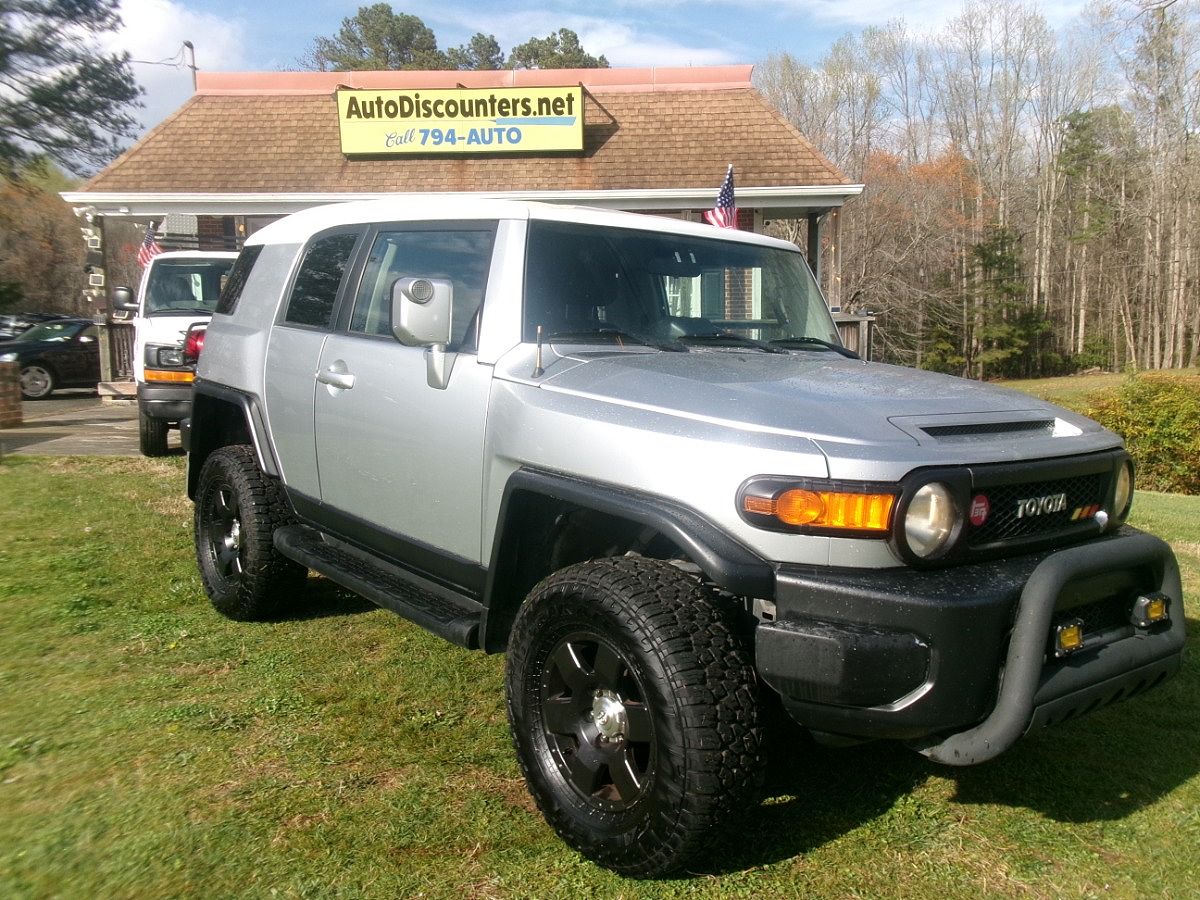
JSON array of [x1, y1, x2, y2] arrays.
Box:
[[274, 524, 483, 649]]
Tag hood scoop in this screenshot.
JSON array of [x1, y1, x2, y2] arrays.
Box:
[[920, 419, 1056, 442], [889, 410, 1081, 446]]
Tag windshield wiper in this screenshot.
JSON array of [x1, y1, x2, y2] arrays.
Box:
[[676, 332, 785, 353], [545, 329, 687, 352], [768, 336, 860, 359]]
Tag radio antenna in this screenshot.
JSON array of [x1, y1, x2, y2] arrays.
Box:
[[532, 325, 545, 378]]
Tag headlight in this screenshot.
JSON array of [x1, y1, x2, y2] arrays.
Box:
[[1113, 460, 1134, 521], [157, 347, 185, 367], [0, 352, 16, 363], [904, 482, 959, 558]]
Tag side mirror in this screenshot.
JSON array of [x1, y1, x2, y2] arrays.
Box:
[[391, 277, 452, 347], [391, 277, 458, 390], [111, 286, 138, 313]]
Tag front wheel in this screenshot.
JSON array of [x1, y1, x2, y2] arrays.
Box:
[[139, 409, 169, 456], [194, 444, 306, 620], [506, 557, 764, 877], [19, 363, 55, 400]]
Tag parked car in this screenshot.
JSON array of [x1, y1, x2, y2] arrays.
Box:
[[0, 318, 101, 399], [0, 312, 68, 342]]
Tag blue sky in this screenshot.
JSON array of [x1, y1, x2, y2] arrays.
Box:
[[105, 0, 1088, 135]]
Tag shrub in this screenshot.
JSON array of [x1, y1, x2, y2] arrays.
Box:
[[1083, 375, 1200, 495]]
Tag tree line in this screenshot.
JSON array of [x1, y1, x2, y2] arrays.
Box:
[[298, 5, 608, 72], [6, 0, 1193, 378], [758, 0, 1199, 376]]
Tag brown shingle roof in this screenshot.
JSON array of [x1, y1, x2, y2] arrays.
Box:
[[83, 71, 847, 195]]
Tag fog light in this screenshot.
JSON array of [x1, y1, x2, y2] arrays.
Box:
[[1131, 593, 1169, 628], [1054, 619, 1085, 657]]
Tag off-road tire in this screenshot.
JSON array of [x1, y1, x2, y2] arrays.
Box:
[[505, 556, 764, 878], [139, 409, 169, 456], [194, 444, 306, 620], [19, 362, 55, 400]]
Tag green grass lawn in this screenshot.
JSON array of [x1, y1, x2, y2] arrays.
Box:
[[1, 456, 1197, 898]]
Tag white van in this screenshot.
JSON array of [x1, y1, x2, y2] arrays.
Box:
[[114, 251, 237, 455]]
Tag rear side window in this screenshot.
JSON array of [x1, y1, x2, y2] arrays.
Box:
[[215, 245, 262, 315], [283, 232, 360, 328]]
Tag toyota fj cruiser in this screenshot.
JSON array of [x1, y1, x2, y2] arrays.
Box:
[[186, 199, 1185, 877]]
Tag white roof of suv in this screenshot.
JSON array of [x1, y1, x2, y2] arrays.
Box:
[[246, 197, 800, 252]]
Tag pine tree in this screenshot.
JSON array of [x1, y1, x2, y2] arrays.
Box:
[[0, 0, 141, 178]]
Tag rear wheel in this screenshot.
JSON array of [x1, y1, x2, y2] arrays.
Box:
[[139, 409, 169, 456], [506, 557, 763, 877], [19, 363, 55, 400], [194, 444, 306, 620]]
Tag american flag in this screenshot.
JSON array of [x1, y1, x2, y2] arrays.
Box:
[[703, 165, 738, 229], [137, 221, 163, 268]]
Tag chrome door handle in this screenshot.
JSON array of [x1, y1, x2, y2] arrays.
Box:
[[316, 366, 355, 390]]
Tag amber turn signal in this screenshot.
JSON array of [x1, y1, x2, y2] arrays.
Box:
[[143, 369, 195, 383], [743, 489, 894, 532]]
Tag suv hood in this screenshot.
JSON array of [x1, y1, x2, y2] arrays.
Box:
[[531, 349, 1111, 460]]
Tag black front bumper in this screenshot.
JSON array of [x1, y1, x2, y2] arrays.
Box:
[[756, 528, 1184, 764], [138, 382, 192, 422]]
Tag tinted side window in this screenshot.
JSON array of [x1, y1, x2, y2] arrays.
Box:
[[349, 227, 496, 350], [284, 232, 359, 328], [215, 245, 263, 315]]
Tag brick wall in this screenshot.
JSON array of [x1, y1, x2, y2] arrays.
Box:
[[197, 216, 238, 250], [0, 361, 22, 428]]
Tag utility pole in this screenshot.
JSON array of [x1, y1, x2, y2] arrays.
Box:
[[183, 40, 197, 91]]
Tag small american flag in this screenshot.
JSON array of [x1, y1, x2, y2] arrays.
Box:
[[137, 221, 163, 268], [703, 165, 738, 229]]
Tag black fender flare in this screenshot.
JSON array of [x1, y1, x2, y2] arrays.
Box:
[[187, 379, 280, 498], [479, 468, 774, 652]]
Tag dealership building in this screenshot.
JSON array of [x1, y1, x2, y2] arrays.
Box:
[[64, 65, 868, 355]]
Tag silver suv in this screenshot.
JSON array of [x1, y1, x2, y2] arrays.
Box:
[[187, 199, 1184, 877]]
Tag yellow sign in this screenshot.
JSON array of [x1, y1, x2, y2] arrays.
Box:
[[336, 86, 584, 155]]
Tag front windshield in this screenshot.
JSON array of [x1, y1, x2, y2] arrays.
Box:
[[523, 220, 841, 348], [15, 320, 86, 342], [144, 259, 235, 315]]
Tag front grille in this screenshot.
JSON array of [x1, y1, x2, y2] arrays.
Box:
[[1053, 594, 1131, 637], [967, 472, 1108, 547]]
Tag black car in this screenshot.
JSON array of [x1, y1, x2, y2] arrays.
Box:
[[0, 318, 101, 399]]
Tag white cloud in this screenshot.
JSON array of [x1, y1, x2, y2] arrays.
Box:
[[103, 0, 250, 134], [574, 22, 738, 67]]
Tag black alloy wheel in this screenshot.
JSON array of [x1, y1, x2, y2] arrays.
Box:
[[194, 444, 306, 620], [540, 631, 656, 811], [506, 556, 764, 877]]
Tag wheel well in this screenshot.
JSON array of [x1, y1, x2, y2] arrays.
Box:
[[481, 492, 688, 653], [186, 392, 255, 499]]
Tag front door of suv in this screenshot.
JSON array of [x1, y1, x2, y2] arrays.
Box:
[[312, 224, 497, 572]]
